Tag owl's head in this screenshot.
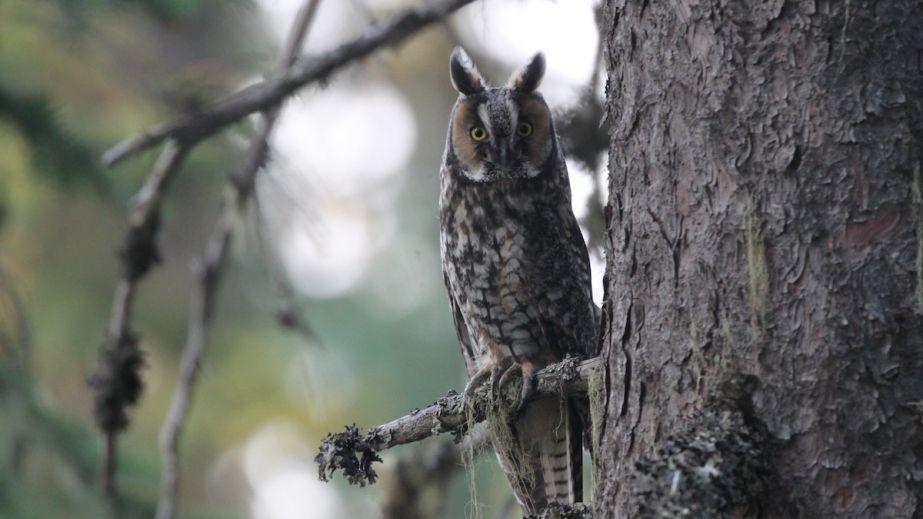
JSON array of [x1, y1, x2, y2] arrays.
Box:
[[447, 47, 554, 182]]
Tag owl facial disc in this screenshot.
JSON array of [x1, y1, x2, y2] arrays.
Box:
[[447, 48, 553, 183]]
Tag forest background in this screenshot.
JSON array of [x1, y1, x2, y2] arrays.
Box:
[[0, 1, 606, 517]]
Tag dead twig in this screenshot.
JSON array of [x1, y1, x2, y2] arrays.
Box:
[[153, 197, 233, 519], [96, 0, 476, 504], [316, 356, 601, 486], [102, 0, 478, 168], [89, 140, 188, 499], [253, 193, 319, 344], [154, 2, 322, 518]]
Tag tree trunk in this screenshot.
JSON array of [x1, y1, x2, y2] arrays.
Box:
[[596, 1, 923, 516]]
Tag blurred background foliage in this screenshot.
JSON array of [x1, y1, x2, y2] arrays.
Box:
[[0, 0, 604, 517]]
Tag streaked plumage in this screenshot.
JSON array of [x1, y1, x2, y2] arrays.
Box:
[[438, 47, 598, 515]]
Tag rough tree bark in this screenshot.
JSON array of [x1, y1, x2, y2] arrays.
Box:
[[597, 1, 923, 517]]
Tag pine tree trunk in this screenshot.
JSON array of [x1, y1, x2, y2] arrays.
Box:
[[596, 1, 923, 516]]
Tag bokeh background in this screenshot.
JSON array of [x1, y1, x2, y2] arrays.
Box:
[[0, 0, 604, 517]]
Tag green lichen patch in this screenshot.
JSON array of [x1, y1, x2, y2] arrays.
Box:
[[744, 197, 770, 333], [912, 161, 923, 310], [586, 360, 606, 508], [586, 361, 605, 464]]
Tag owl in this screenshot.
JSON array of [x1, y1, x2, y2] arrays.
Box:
[[439, 47, 598, 515]]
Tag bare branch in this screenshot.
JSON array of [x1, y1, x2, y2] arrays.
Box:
[[253, 193, 320, 344], [102, 0, 478, 167], [89, 140, 188, 499], [155, 194, 234, 519], [316, 356, 602, 486], [154, 3, 322, 518]]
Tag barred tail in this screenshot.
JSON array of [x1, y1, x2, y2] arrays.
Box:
[[539, 398, 582, 505], [494, 397, 583, 515]]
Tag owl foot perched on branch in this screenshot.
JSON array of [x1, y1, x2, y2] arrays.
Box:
[[462, 358, 540, 414]]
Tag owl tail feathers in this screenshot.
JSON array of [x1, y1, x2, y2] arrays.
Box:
[[493, 397, 583, 516]]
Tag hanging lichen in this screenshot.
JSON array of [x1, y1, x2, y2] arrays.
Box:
[[460, 399, 481, 519], [485, 382, 538, 513]]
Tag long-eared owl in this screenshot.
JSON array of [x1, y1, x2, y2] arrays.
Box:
[[438, 47, 598, 515]]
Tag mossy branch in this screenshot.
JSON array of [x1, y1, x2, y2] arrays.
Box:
[[315, 356, 601, 486]]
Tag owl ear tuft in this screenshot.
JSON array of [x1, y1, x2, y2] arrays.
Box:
[[508, 52, 545, 93], [449, 47, 486, 96]]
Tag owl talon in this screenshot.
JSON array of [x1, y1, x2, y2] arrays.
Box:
[[515, 362, 539, 414], [467, 359, 542, 413], [489, 363, 502, 396], [463, 364, 493, 402], [496, 363, 522, 395]]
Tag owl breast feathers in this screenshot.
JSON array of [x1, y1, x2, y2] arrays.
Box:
[[438, 47, 598, 515]]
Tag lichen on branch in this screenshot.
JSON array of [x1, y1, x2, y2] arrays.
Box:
[[316, 424, 384, 486], [315, 356, 601, 486]]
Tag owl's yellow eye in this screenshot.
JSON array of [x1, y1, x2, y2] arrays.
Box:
[[470, 126, 488, 141], [517, 122, 533, 137]]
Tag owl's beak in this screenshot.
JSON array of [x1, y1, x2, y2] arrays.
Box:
[[498, 143, 512, 169]]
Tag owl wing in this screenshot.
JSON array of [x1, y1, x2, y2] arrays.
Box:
[[536, 201, 599, 360], [443, 269, 481, 378]]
